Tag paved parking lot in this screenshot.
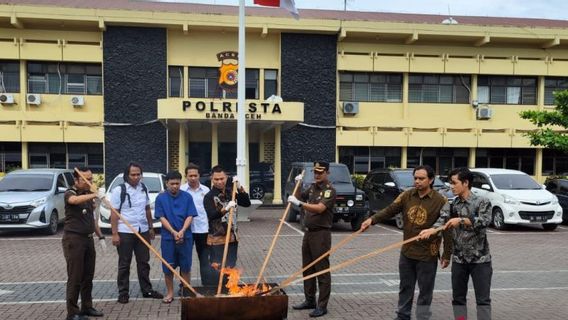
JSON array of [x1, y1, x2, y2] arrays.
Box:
[[1, 208, 567, 319]]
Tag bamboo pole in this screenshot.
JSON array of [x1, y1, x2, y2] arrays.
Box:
[[216, 181, 238, 296], [265, 226, 445, 295], [73, 168, 201, 297], [253, 170, 305, 290]]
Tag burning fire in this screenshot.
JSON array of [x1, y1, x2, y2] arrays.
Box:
[[212, 265, 271, 297]]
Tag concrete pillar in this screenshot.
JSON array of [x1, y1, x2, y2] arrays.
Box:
[[401, 146, 407, 169], [244, 126, 250, 189], [535, 148, 543, 182], [211, 123, 218, 166], [183, 66, 189, 99], [468, 147, 476, 168], [178, 122, 187, 175], [21, 142, 29, 169], [537, 75, 545, 111], [259, 131, 265, 162], [272, 124, 283, 205]]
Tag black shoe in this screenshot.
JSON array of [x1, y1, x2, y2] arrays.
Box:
[[309, 307, 328, 317], [142, 290, 164, 299], [81, 307, 103, 317], [292, 300, 316, 310], [117, 294, 129, 304], [67, 315, 89, 320]]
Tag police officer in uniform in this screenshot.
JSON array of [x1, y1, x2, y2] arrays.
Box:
[[62, 167, 104, 320], [288, 161, 336, 318]]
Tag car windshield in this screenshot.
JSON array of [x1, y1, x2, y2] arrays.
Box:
[[303, 166, 353, 184], [490, 174, 542, 190], [393, 171, 445, 188], [109, 176, 163, 193], [0, 174, 53, 192]]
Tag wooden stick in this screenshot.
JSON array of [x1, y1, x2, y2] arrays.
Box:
[[216, 181, 238, 296], [253, 170, 305, 290], [275, 227, 364, 292], [266, 226, 445, 295], [73, 168, 201, 297]]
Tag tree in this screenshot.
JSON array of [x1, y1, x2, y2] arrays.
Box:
[[519, 90, 568, 152]]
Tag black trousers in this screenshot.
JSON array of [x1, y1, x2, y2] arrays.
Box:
[[302, 229, 331, 309], [397, 253, 438, 320], [209, 242, 238, 288], [62, 232, 96, 318], [193, 232, 215, 286], [452, 261, 493, 320], [116, 231, 153, 296]]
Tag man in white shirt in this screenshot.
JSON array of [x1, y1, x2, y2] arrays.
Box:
[[180, 163, 214, 286], [110, 162, 163, 303]]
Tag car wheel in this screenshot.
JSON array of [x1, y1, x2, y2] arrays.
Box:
[[350, 212, 367, 231], [250, 185, 265, 200], [492, 207, 507, 230], [395, 213, 404, 230], [44, 210, 59, 235], [542, 223, 558, 231]]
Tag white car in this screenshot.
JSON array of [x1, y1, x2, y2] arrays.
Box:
[[99, 172, 166, 230], [470, 168, 563, 231]]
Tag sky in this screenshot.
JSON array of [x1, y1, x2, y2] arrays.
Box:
[[153, 0, 568, 21]]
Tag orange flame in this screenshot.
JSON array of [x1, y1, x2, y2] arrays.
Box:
[[218, 267, 271, 297]]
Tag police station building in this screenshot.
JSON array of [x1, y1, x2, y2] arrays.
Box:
[[1, 1, 568, 204]]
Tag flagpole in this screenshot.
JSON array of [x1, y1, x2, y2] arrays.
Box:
[[237, 0, 246, 184]]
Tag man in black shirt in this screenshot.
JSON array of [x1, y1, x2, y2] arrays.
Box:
[[62, 167, 104, 320]]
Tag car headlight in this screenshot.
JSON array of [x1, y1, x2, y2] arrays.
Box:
[[551, 196, 559, 205], [30, 197, 47, 208], [347, 200, 354, 207], [355, 194, 363, 201], [502, 195, 520, 205]]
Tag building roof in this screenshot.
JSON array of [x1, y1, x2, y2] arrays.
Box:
[[3, 0, 568, 29]]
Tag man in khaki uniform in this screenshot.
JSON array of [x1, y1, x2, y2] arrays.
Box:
[[288, 161, 336, 318]]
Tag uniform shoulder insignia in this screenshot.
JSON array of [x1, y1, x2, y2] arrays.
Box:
[[324, 190, 332, 198]]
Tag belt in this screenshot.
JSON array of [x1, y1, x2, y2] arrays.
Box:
[[306, 227, 330, 232], [65, 231, 93, 238]]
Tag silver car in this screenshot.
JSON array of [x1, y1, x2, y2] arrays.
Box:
[[0, 169, 74, 234]]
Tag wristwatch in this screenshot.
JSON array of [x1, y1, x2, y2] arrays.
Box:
[[98, 235, 106, 240], [459, 217, 465, 227], [299, 202, 303, 208]]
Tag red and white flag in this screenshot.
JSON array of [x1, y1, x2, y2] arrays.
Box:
[[254, 0, 299, 19]]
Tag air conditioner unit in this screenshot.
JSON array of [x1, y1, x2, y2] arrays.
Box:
[[476, 107, 493, 120], [342, 101, 359, 115], [0, 93, 15, 104], [71, 95, 85, 107], [26, 94, 41, 105]]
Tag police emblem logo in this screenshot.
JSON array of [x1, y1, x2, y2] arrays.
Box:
[[324, 190, 332, 198], [217, 51, 239, 92]]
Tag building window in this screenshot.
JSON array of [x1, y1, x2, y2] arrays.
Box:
[[0, 142, 21, 173], [0, 60, 20, 93], [478, 76, 537, 105], [543, 149, 568, 176], [169, 66, 184, 98], [544, 77, 568, 105], [476, 148, 535, 175], [407, 147, 469, 175], [189, 67, 259, 99], [339, 147, 401, 174], [27, 62, 102, 95], [264, 69, 278, 99], [28, 143, 103, 173], [339, 72, 402, 102], [409, 74, 470, 103]]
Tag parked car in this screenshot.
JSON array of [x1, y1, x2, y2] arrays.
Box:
[[199, 162, 274, 200], [470, 168, 563, 230], [0, 169, 74, 234], [284, 162, 369, 231], [544, 178, 568, 224], [99, 172, 166, 230], [362, 168, 451, 229]]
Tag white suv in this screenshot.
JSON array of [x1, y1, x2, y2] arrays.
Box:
[[98, 172, 166, 230], [470, 168, 563, 231]]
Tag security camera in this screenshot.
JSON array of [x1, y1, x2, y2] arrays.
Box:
[[471, 100, 479, 108]]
